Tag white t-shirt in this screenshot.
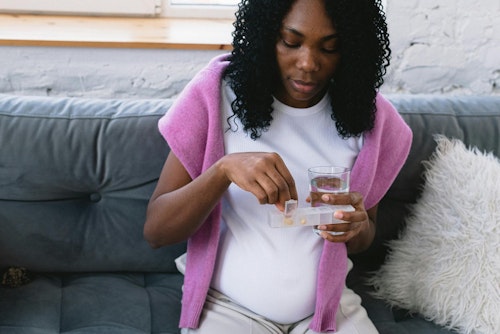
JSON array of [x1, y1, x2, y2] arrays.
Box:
[[211, 81, 363, 324]]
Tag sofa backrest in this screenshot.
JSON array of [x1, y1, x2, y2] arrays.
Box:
[[2, 94, 500, 273], [0, 94, 185, 273], [353, 94, 500, 269]]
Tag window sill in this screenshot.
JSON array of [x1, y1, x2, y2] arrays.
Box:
[[0, 13, 233, 50]]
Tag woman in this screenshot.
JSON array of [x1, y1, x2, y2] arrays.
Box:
[[144, 0, 412, 333]]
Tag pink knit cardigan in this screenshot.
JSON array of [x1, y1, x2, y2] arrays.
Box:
[[158, 54, 412, 333]]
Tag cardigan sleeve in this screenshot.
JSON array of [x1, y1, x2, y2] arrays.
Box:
[[350, 93, 413, 209], [310, 94, 412, 333], [158, 53, 230, 178], [156, 54, 230, 329]]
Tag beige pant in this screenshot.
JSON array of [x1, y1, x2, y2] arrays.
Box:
[[178, 256, 378, 334]]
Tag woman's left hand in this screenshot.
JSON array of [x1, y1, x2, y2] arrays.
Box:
[[306, 192, 377, 253]]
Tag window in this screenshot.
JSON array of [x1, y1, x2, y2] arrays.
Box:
[[165, 0, 238, 19], [0, 0, 161, 16], [0, 0, 238, 18], [0, 0, 382, 20]]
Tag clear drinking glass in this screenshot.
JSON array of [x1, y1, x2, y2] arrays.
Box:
[[308, 166, 350, 235]]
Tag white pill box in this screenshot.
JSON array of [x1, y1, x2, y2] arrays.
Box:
[[268, 200, 355, 228]]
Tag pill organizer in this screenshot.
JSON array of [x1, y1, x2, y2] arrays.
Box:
[[268, 200, 355, 228]]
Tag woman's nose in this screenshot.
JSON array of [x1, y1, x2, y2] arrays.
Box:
[[297, 48, 320, 72]]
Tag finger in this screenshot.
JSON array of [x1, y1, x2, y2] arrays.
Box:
[[269, 154, 296, 193], [250, 171, 285, 206], [321, 191, 365, 206], [274, 163, 297, 200], [333, 209, 357, 223], [320, 192, 351, 205], [317, 221, 349, 233], [319, 227, 358, 243], [249, 180, 272, 205], [288, 182, 298, 201], [264, 162, 297, 205], [319, 230, 348, 242], [271, 170, 293, 200], [318, 219, 362, 234]]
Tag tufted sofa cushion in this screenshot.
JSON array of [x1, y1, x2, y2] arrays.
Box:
[[0, 95, 184, 272], [0, 273, 183, 333], [0, 94, 186, 333]]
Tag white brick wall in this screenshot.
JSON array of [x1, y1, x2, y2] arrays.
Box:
[[0, 47, 225, 98], [384, 0, 500, 95], [0, 1, 499, 98]]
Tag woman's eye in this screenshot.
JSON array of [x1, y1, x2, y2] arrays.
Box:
[[323, 41, 340, 54], [323, 48, 339, 54], [282, 40, 299, 48]]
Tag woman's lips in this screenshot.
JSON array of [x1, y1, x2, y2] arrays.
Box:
[[291, 79, 317, 94]]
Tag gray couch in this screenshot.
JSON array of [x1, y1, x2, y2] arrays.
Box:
[[1, 93, 499, 334]]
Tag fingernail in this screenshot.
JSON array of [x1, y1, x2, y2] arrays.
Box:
[[321, 194, 329, 201], [334, 211, 343, 219]]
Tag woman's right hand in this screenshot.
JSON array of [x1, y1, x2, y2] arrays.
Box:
[[218, 152, 298, 212], [144, 151, 297, 247]]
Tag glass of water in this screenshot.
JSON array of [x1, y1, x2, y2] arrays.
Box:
[[308, 166, 350, 235]]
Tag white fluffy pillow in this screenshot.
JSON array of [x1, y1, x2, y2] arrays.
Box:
[[369, 136, 500, 334]]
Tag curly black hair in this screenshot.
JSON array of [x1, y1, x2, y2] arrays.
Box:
[[223, 0, 391, 140]]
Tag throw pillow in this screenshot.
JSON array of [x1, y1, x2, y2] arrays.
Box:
[[368, 136, 500, 334]]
